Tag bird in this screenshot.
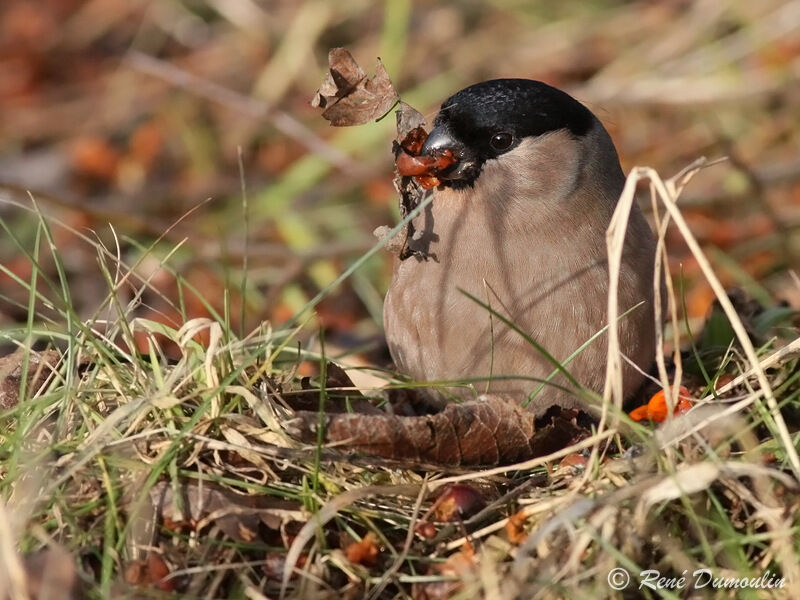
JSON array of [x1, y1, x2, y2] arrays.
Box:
[[384, 78, 659, 416]]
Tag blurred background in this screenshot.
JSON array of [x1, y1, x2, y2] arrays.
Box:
[[1, 0, 799, 367]]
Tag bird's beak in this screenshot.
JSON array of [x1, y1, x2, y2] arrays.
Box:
[[419, 125, 477, 181]]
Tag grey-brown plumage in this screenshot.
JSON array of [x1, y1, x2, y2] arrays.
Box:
[[384, 79, 658, 415]]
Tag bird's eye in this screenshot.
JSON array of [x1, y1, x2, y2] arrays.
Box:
[[489, 132, 513, 151]]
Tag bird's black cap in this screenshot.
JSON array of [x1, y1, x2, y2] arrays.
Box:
[[423, 79, 595, 188]]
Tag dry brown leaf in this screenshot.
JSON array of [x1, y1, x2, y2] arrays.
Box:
[[288, 396, 588, 466], [312, 48, 399, 126], [150, 480, 301, 543]]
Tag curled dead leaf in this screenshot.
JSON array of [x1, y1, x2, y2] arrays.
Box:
[[312, 48, 399, 126], [150, 480, 301, 543], [288, 395, 588, 466]]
